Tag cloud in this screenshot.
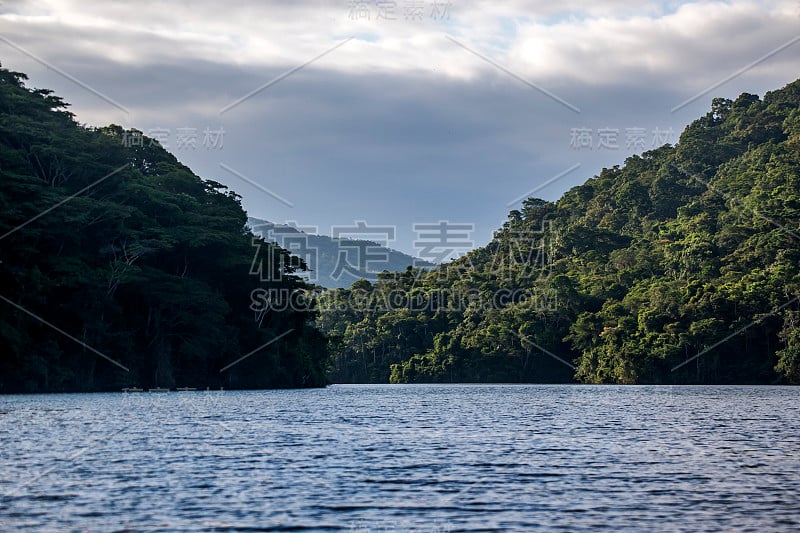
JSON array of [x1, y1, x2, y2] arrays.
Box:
[[508, 1, 800, 90], [5, 1, 798, 82], [1, 0, 798, 255]]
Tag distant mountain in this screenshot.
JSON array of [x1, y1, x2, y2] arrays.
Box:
[[248, 218, 434, 288]]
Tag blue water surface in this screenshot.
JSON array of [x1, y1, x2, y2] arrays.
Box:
[[1, 384, 799, 531]]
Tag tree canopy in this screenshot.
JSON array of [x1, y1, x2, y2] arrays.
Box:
[[318, 80, 800, 385], [0, 65, 329, 392]]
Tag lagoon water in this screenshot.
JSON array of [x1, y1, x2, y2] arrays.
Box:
[[1, 384, 799, 531]]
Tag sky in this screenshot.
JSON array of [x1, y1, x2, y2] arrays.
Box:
[[1, 0, 799, 258]]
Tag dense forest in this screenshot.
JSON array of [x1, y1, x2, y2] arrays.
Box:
[[0, 65, 329, 392], [318, 79, 800, 385], [3, 64, 800, 390]]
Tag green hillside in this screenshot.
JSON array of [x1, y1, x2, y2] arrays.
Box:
[[0, 65, 329, 392], [319, 81, 800, 385]]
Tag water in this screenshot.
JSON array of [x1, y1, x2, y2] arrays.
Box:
[[1, 385, 799, 532]]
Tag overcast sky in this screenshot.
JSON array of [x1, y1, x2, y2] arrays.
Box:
[[1, 0, 799, 258]]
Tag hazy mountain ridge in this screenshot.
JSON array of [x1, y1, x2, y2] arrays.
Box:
[[248, 217, 434, 289]]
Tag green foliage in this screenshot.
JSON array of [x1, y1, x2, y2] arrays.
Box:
[[0, 65, 329, 392], [319, 78, 800, 384]]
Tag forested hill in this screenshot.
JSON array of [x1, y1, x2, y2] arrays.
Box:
[[319, 79, 800, 385], [0, 65, 329, 392]]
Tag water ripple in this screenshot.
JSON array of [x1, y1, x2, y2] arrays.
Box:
[[1, 384, 799, 531]]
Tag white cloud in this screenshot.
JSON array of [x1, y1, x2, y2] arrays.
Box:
[[1, 0, 798, 253], [507, 1, 799, 90], [3, 1, 797, 84]]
